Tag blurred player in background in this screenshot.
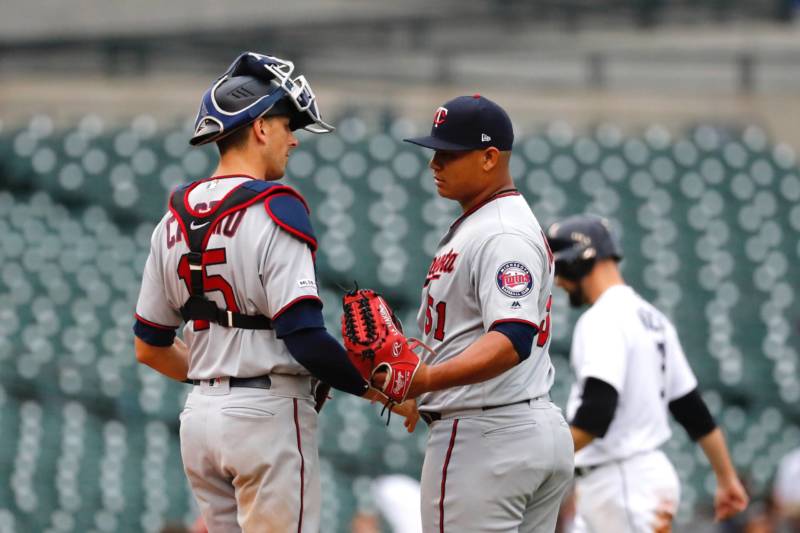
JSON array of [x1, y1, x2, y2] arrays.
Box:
[[349, 475, 423, 533], [774, 446, 800, 531], [546, 214, 749, 533]]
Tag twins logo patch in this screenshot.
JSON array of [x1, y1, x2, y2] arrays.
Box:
[[496, 261, 533, 298]]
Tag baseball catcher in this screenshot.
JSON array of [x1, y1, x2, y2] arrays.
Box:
[[341, 288, 426, 406]]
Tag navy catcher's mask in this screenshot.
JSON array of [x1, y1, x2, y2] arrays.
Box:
[[190, 51, 334, 146], [546, 214, 623, 281]]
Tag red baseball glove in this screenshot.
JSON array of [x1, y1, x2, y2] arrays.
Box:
[[341, 289, 425, 405]]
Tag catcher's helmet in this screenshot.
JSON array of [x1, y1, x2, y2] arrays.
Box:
[[545, 215, 622, 281], [190, 51, 334, 146]]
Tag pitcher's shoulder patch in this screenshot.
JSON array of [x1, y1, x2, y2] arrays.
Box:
[[496, 261, 533, 298]]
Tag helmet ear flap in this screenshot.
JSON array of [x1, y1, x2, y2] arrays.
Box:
[[190, 116, 224, 146], [555, 256, 595, 281], [547, 214, 623, 281]]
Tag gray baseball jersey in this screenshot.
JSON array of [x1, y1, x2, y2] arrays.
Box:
[[415, 191, 573, 533], [135, 176, 320, 379], [416, 191, 556, 412]]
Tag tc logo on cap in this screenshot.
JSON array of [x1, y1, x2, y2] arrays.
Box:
[[404, 95, 514, 151], [433, 107, 448, 127]]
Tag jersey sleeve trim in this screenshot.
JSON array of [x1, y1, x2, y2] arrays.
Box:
[[134, 313, 180, 330], [489, 321, 539, 362], [489, 318, 540, 332], [133, 317, 177, 347], [273, 295, 323, 321]]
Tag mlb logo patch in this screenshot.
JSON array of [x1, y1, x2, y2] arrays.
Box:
[[496, 261, 533, 298]]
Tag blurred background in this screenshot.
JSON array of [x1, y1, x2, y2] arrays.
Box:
[[1, 1, 800, 532]]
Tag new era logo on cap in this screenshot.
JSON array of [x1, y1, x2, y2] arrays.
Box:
[[404, 94, 514, 152]]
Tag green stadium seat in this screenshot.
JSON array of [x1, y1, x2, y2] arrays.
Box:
[[0, 115, 798, 530]]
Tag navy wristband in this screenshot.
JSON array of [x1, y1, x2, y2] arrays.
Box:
[[490, 321, 538, 361]]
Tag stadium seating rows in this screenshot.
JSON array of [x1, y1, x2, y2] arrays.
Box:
[[0, 113, 798, 531]]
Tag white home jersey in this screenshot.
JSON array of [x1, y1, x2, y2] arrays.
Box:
[[416, 192, 556, 412], [566, 285, 698, 467], [135, 176, 320, 380]]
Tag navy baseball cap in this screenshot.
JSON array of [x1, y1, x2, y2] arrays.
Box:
[[404, 94, 514, 152]]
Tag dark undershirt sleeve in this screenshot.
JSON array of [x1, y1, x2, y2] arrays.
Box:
[[274, 299, 367, 397], [570, 377, 619, 438], [133, 318, 177, 347], [668, 388, 717, 441]]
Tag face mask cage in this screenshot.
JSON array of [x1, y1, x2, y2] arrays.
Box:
[[237, 53, 333, 133], [191, 52, 334, 145]]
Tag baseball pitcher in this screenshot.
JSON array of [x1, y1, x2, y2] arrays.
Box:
[[362, 95, 575, 532]]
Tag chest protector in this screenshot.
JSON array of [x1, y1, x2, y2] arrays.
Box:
[[168, 179, 316, 330]]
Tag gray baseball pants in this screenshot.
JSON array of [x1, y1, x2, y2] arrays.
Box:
[[419, 398, 574, 533], [179, 375, 319, 533]]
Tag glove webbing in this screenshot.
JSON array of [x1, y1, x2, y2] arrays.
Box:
[[343, 295, 378, 350]]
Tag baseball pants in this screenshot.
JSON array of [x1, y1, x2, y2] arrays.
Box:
[[179, 375, 319, 533], [420, 399, 574, 533], [572, 449, 680, 533]]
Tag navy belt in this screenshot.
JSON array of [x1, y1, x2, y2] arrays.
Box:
[[419, 411, 440, 426], [419, 399, 531, 426], [189, 375, 272, 389]]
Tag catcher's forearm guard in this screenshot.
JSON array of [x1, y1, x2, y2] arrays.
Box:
[[341, 289, 424, 404]]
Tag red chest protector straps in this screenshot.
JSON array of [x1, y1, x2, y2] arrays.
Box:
[[168, 179, 315, 330]]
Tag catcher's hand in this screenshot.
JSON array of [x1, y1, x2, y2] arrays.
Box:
[[341, 288, 427, 405]]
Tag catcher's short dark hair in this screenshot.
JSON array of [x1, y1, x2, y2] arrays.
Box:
[[216, 125, 251, 155]]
